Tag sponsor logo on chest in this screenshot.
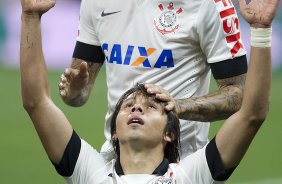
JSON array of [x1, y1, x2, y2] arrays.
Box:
[[102, 43, 174, 68]]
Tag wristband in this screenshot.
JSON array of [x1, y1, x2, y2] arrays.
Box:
[[250, 27, 272, 48]]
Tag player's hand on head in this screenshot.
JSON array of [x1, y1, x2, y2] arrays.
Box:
[[144, 83, 179, 112], [21, 0, 56, 15], [238, 0, 280, 28], [59, 62, 89, 100]]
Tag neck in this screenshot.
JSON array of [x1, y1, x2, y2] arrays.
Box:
[[119, 143, 164, 175]]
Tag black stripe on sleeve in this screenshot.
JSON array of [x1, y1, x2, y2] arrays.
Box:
[[206, 137, 237, 181], [210, 55, 248, 79], [53, 130, 81, 177], [72, 41, 105, 63]]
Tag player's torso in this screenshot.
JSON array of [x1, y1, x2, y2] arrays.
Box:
[[89, 0, 214, 143], [92, 0, 210, 98]]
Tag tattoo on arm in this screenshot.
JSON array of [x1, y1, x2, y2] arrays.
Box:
[[176, 74, 246, 122]]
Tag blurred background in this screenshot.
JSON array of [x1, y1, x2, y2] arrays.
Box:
[[0, 0, 281, 183]]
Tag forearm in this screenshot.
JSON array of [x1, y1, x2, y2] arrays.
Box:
[[176, 83, 244, 122], [241, 45, 271, 121], [215, 33, 272, 169], [20, 13, 50, 109]]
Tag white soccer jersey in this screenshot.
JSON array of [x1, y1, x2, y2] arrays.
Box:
[[65, 139, 225, 184], [76, 0, 246, 157]]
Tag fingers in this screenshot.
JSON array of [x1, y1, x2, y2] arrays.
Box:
[[58, 65, 88, 100], [165, 102, 175, 111], [237, 0, 247, 6], [237, 0, 247, 10], [145, 84, 170, 101], [59, 74, 68, 97], [21, 0, 56, 14], [78, 62, 89, 79], [59, 69, 72, 98], [155, 93, 171, 102], [63, 68, 71, 77], [144, 83, 175, 111], [145, 83, 167, 95], [60, 89, 67, 97]]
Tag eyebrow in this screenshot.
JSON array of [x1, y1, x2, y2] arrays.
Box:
[[123, 97, 135, 103]]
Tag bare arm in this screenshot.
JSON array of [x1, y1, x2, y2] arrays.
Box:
[[59, 58, 102, 107], [215, 0, 279, 169], [20, 0, 73, 164], [59, 0, 104, 107], [175, 74, 245, 121], [145, 73, 245, 122]]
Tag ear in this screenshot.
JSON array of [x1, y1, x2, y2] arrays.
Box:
[[164, 135, 172, 143], [112, 132, 117, 140]]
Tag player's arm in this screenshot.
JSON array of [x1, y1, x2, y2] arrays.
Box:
[[214, 0, 279, 169], [145, 69, 246, 122], [59, 0, 104, 107], [20, 0, 73, 164], [175, 71, 246, 121], [173, 0, 248, 122], [175, 0, 248, 122]]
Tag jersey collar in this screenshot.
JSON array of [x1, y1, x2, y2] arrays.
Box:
[[115, 157, 169, 176]]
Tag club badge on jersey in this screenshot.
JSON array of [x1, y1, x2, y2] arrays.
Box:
[[150, 171, 176, 184], [154, 2, 184, 35]]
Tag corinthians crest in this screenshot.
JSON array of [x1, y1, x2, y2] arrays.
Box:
[[151, 171, 177, 184], [154, 2, 183, 35]]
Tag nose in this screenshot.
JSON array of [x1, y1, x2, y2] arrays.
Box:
[[131, 104, 143, 114]]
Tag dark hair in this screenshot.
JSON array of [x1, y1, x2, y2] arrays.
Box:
[[110, 83, 181, 163]]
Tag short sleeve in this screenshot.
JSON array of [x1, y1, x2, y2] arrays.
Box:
[[178, 145, 215, 183], [77, 0, 100, 46], [66, 140, 106, 184], [196, 0, 246, 63]]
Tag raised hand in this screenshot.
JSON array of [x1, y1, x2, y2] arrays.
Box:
[[59, 62, 89, 101], [238, 0, 280, 28], [21, 0, 56, 15]]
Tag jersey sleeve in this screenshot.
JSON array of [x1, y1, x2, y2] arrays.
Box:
[[205, 137, 236, 181], [52, 130, 106, 184], [73, 0, 105, 63], [65, 139, 106, 184], [196, 0, 246, 63], [77, 0, 100, 46], [179, 138, 236, 183], [178, 144, 215, 183]]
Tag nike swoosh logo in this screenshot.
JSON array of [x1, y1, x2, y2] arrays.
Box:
[[101, 10, 121, 17]]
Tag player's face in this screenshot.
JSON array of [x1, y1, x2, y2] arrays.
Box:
[[115, 93, 168, 146]]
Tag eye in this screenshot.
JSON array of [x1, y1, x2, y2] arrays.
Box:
[[148, 105, 156, 109], [122, 101, 133, 109], [146, 102, 157, 110], [126, 103, 133, 108]]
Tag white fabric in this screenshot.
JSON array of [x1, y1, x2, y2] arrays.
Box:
[[66, 140, 225, 184], [251, 27, 272, 47], [77, 0, 246, 159]]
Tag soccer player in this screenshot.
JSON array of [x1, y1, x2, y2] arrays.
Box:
[[20, 0, 279, 183], [59, 0, 248, 160]]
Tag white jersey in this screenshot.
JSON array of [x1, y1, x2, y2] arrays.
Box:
[[77, 0, 246, 157], [65, 139, 225, 184]]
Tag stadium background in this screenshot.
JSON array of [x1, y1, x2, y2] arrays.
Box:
[[0, 0, 281, 183]]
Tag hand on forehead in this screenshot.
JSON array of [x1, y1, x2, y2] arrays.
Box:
[[121, 91, 167, 113]]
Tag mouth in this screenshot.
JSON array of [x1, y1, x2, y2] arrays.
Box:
[[127, 116, 144, 125]]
